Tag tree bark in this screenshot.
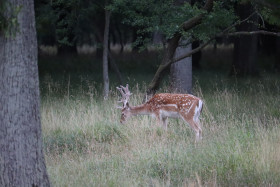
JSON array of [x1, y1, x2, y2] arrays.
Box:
[[170, 40, 192, 93], [103, 10, 111, 99], [169, 0, 192, 94], [0, 0, 50, 186]]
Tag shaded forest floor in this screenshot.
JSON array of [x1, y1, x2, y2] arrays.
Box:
[[39, 47, 280, 186]]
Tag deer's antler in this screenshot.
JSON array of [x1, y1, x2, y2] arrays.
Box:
[[116, 84, 132, 108]]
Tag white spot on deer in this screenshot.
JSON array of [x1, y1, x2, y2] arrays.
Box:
[[165, 104, 178, 108]]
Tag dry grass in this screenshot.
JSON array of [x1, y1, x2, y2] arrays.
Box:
[[41, 73, 280, 186]]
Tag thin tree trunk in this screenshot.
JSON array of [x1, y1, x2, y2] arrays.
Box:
[[115, 26, 124, 53], [109, 52, 124, 85], [103, 10, 111, 99], [0, 0, 50, 186]]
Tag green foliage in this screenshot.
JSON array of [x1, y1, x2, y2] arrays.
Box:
[[111, 0, 237, 48], [34, 0, 280, 50], [259, 7, 280, 26], [240, 0, 280, 27], [35, 0, 104, 46], [0, 1, 21, 38], [188, 1, 237, 42]]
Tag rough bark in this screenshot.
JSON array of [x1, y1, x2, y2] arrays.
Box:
[[103, 10, 111, 99], [170, 41, 192, 93], [0, 0, 50, 186], [170, 0, 193, 94]]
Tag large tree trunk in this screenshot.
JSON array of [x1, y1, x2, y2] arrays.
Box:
[[0, 0, 50, 186], [170, 41, 192, 93], [103, 10, 111, 99], [231, 3, 259, 76], [170, 0, 193, 94]]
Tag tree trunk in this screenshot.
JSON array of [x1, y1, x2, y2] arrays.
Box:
[[231, 3, 259, 76], [109, 52, 124, 85], [146, 33, 181, 97], [103, 10, 111, 99], [145, 0, 213, 98], [0, 0, 50, 186], [170, 40, 192, 93]]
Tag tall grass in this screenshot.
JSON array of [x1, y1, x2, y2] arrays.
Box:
[[41, 71, 280, 186]]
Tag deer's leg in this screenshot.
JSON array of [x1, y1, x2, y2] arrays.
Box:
[[180, 113, 202, 142], [161, 117, 168, 130], [154, 111, 162, 127], [193, 103, 202, 141]]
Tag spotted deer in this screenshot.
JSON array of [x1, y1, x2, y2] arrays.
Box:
[[117, 84, 203, 141]]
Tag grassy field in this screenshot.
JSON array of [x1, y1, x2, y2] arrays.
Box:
[[39, 49, 280, 186], [40, 69, 280, 186]]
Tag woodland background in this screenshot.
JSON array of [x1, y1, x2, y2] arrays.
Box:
[[1, 0, 280, 186]]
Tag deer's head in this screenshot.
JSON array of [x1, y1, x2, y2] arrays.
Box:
[[117, 84, 132, 124]]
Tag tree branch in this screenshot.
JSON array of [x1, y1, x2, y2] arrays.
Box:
[[158, 10, 280, 69], [226, 30, 280, 37], [145, 0, 215, 97], [181, 0, 214, 32], [222, 11, 258, 34]]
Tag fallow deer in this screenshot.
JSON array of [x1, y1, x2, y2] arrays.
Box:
[[116, 84, 203, 141]]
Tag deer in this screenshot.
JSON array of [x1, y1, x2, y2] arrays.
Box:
[[116, 84, 204, 142]]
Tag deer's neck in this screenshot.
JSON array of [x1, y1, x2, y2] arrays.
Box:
[[130, 104, 150, 116]]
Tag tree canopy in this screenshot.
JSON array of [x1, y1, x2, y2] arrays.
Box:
[[33, 0, 280, 52]]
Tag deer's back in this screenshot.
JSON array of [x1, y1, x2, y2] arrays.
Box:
[[146, 93, 200, 112]]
